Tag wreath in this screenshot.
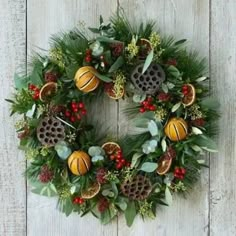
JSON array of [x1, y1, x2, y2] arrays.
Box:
[[7, 13, 219, 226]]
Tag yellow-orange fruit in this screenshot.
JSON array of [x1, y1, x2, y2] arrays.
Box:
[[74, 66, 100, 93], [68, 151, 91, 175], [164, 118, 188, 141]]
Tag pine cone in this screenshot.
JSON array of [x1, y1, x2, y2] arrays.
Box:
[[121, 175, 152, 200], [39, 165, 54, 183]]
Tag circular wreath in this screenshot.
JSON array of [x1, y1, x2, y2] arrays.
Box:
[[8, 14, 219, 226]]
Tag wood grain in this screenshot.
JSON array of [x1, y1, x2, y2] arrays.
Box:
[[210, 1, 236, 235], [118, 1, 210, 235], [26, 1, 118, 236], [0, 0, 26, 236]]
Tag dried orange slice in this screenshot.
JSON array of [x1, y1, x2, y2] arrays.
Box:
[[39, 82, 57, 102], [81, 182, 101, 199], [182, 84, 196, 107], [104, 83, 124, 100], [138, 38, 153, 59], [102, 142, 120, 155], [156, 155, 172, 175]]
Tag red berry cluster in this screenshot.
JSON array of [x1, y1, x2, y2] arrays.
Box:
[[157, 92, 171, 102], [139, 97, 156, 113], [96, 168, 108, 184], [109, 149, 130, 170], [85, 49, 92, 63], [174, 167, 186, 180], [182, 84, 189, 96], [64, 101, 87, 123], [166, 58, 177, 66], [97, 197, 109, 212], [73, 196, 85, 205], [38, 165, 54, 183], [29, 84, 40, 100]]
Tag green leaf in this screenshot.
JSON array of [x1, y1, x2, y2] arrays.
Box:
[[167, 65, 180, 78], [161, 138, 167, 152], [165, 187, 173, 206], [125, 201, 136, 227], [196, 76, 208, 82], [174, 39, 187, 45], [192, 126, 203, 135], [14, 73, 30, 90], [92, 155, 104, 162], [194, 135, 218, 152], [96, 36, 121, 44], [171, 102, 182, 112], [131, 152, 143, 168], [92, 72, 112, 82], [88, 146, 102, 156], [88, 27, 100, 34], [142, 49, 154, 74], [133, 117, 149, 128], [148, 120, 158, 136], [116, 197, 127, 211], [200, 97, 220, 110], [31, 181, 57, 197], [108, 56, 124, 73], [132, 93, 146, 103], [161, 83, 168, 93], [140, 162, 158, 172]]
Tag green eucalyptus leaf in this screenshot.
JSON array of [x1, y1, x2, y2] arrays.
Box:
[[196, 76, 208, 82], [108, 56, 124, 73], [161, 138, 167, 152], [92, 72, 112, 82], [142, 49, 154, 74], [132, 93, 146, 103], [148, 120, 158, 136], [92, 155, 104, 162], [167, 65, 180, 78], [125, 201, 136, 227], [161, 83, 168, 93], [171, 102, 182, 113], [165, 187, 173, 205], [140, 162, 158, 172], [192, 126, 203, 135], [88, 146, 102, 156], [131, 152, 143, 168], [26, 104, 36, 118]]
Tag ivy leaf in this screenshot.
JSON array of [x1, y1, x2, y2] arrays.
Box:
[[142, 49, 154, 74], [131, 152, 143, 168], [125, 201, 136, 227], [148, 120, 158, 136], [140, 162, 158, 172], [192, 126, 203, 135], [108, 56, 124, 73], [171, 102, 182, 113], [165, 187, 173, 206]]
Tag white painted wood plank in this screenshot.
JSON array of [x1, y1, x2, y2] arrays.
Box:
[[210, 1, 236, 236], [0, 0, 26, 235], [118, 1, 210, 235], [27, 1, 118, 236]]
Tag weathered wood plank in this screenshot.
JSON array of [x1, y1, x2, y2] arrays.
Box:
[[118, 1, 210, 235], [27, 1, 118, 236], [210, 1, 236, 236], [0, 0, 26, 235]]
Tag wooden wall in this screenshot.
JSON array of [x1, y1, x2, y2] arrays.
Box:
[[0, 0, 235, 235]]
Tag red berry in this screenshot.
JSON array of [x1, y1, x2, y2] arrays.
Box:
[[78, 198, 84, 204], [125, 162, 131, 167], [71, 102, 77, 109], [33, 93, 39, 100], [85, 56, 92, 62], [86, 49, 91, 55], [117, 149, 122, 155], [110, 155, 116, 160], [178, 175, 184, 180], [70, 116, 76, 122], [180, 167, 186, 175], [65, 110, 71, 117], [149, 105, 156, 111], [78, 102, 84, 109], [116, 163, 123, 169], [121, 159, 126, 164], [73, 108, 78, 113], [147, 97, 153, 103], [76, 114, 81, 120], [139, 107, 146, 113], [116, 154, 122, 159], [29, 84, 36, 90], [142, 101, 148, 107], [81, 109, 87, 115]]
